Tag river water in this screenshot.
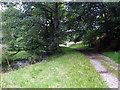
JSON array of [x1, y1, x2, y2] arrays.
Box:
[[2, 56, 47, 73]]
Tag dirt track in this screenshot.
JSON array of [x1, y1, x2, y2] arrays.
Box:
[[70, 47, 119, 88]]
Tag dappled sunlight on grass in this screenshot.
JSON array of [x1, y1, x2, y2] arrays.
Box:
[[69, 43, 93, 50]]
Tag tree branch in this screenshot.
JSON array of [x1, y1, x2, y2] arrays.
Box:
[[9, 50, 20, 56], [39, 4, 55, 12]]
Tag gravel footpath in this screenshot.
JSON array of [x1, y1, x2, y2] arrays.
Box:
[[70, 47, 119, 88], [87, 53, 119, 88]]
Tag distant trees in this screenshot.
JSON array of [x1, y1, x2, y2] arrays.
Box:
[[66, 2, 120, 51], [1, 2, 120, 55]]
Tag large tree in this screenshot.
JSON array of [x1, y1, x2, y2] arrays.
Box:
[[2, 2, 67, 55]]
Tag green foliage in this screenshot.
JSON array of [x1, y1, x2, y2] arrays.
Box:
[[1, 2, 120, 58], [2, 7, 19, 21], [2, 47, 31, 63], [66, 2, 120, 51], [2, 2, 67, 55]]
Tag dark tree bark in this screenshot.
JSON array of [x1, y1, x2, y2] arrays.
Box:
[[54, 2, 59, 50]]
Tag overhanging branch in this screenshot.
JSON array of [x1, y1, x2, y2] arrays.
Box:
[[9, 50, 20, 56]]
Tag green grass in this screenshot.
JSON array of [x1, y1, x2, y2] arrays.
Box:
[[101, 61, 118, 78], [102, 51, 120, 64], [69, 43, 93, 50], [1, 47, 108, 88], [96, 57, 118, 78]]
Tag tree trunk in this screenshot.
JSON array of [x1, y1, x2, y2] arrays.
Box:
[[54, 2, 59, 50]]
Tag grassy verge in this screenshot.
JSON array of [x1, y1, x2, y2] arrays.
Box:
[[96, 57, 118, 78], [1, 47, 108, 88], [69, 43, 93, 50], [102, 51, 120, 64]]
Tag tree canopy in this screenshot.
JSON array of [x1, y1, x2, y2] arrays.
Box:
[[1, 2, 120, 55]]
